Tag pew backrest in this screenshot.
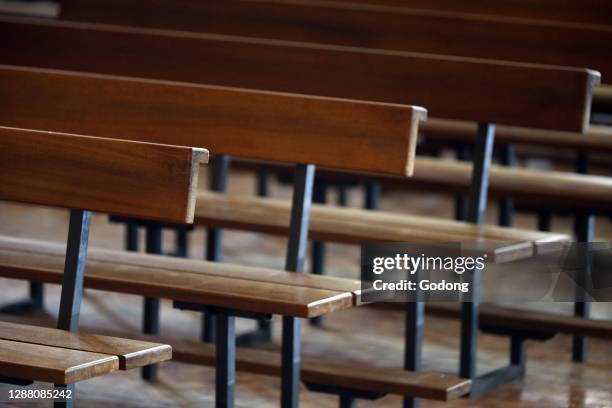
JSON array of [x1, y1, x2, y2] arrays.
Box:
[[0, 18, 599, 132], [306, 0, 612, 25], [0, 65, 425, 177], [0, 127, 207, 223], [55, 0, 612, 85]]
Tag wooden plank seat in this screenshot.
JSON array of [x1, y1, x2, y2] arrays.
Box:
[[0, 236, 359, 318], [0, 127, 205, 404], [193, 191, 568, 263], [232, 156, 612, 214], [169, 340, 472, 402], [0, 321, 171, 383]]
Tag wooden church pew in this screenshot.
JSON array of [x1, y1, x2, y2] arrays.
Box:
[[0, 126, 207, 405]]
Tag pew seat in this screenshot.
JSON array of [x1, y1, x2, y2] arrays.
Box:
[[169, 340, 472, 401], [193, 192, 568, 263], [0, 321, 171, 384], [0, 236, 360, 318], [233, 156, 612, 214]]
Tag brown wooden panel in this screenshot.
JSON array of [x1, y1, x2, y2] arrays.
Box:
[[295, 0, 612, 25], [0, 235, 361, 294], [421, 119, 612, 154], [189, 191, 568, 263], [0, 338, 119, 384], [0, 237, 356, 318], [0, 17, 598, 132], [0, 127, 206, 223], [0, 64, 423, 177], [0, 321, 171, 370], [169, 341, 471, 400], [55, 0, 609, 90]]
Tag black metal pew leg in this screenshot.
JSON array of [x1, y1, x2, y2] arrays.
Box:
[[572, 211, 594, 363], [404, 281, 424, 408], [497, 144, 515, 227], [310, 182, 327, 327], [364, 182, 381, 210], [142, 225, 162, 381], [216, 312, 236, 408]]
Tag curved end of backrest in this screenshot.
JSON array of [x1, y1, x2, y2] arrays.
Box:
[[581, 69, 602, 133], [405, 106, 428, 177], [184, 148, 209, 224]]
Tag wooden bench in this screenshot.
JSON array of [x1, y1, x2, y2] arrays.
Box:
[[0, 127, 207, 405], [0, 321, 171, 383], [0, 16, 599, 397], [0, 66, 438, 406], [56, 0, 612, 89]]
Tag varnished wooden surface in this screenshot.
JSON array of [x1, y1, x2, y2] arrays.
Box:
[[0, 321, 171, 370], [0, 181, 611, 407], [273, 0, 612, 25], [55, 0, 611, 91], [0, 17, 598, 132], [411, 157, 612, 213], [0, 64, 423, 177], [0, 127, 206, 223], [191, 191, 568, 263], [0, 235, 361, 295], [0, 338, 119, 384], [165, 339, 471, 400], [0, 236, 358, 318], [421, 118, 612, 154], [233, 154, 612, 213]]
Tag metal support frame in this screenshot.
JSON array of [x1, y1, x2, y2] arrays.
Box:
[[141, 225, 162, 381], [573, 211, 595, 362], [497, 144, 516, 227], [364, 183, 381, 210], [257, 167, 270, 197], [459, 122, 497, 393], [54, 209, 92, 408], [57, 210, 92, 332], [404, 268, 424, 408], [282, 163, 315, 408], [310, 181, 327, 327], [202, 155, 231, 343], [537, 210, 552, 231], [216, 312, 236, 408], [454, 143, 471, 221]]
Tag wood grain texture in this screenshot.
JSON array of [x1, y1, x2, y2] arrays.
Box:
[[281, 0, 612, 25], [235, 154, 612, 213], [0, 17, 597, 132], [0, 237, 357, 318], [411, 157, 612, 212], [0, 321, 171, 370], [0, 338, 119, 384], [421, 118, 612, 154], [0, 64, 423, 177], [189, 191, 568, 263], [0, 127, 206, 223], [167, 340, 471, 400]]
